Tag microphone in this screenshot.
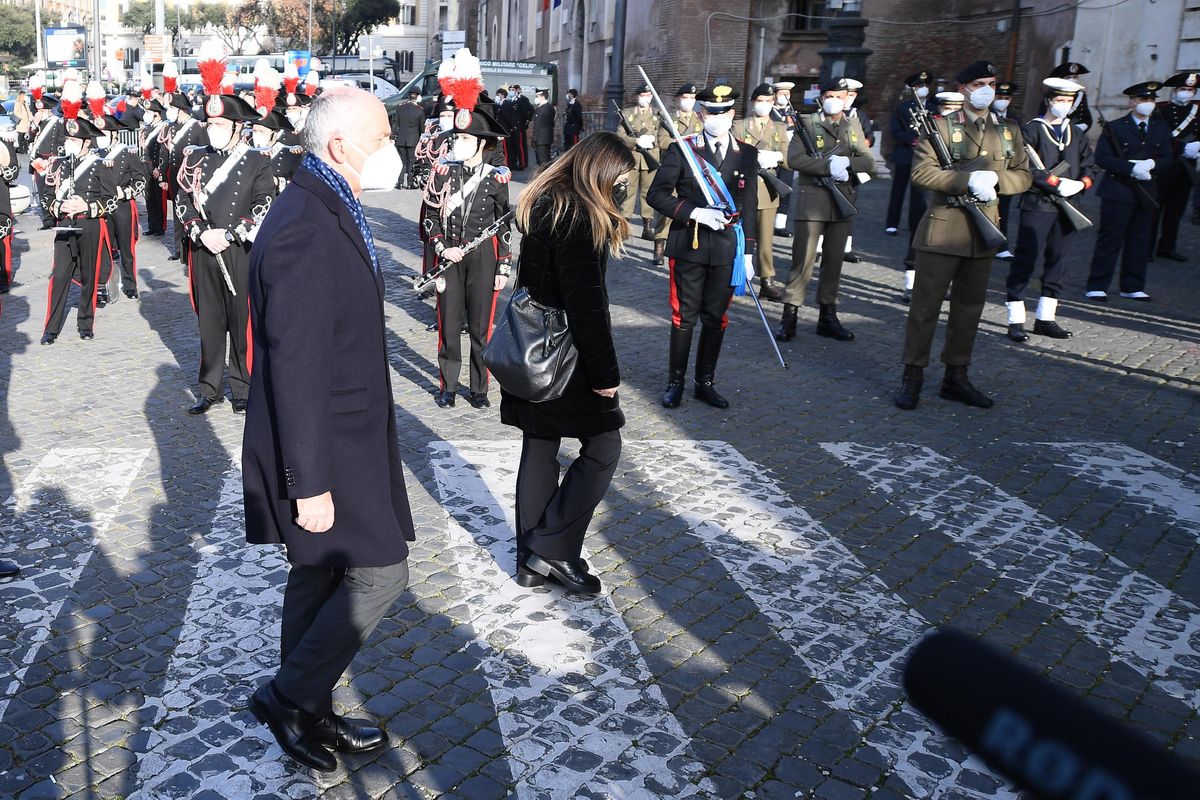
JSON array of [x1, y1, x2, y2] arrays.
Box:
[[903, 629, 1200, 800]]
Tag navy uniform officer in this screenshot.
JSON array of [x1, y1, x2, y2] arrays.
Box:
[[887, 71, 934, 300], [992, 81, 1022, 260], [617, 84, 662, 240], [1046, 62, 1093, 132], [40, 111, 119, 344], [893, 60, 1031, 411], [1152, 71, 1200, 261], [175, 91, 275, 415], [648, 84, 759, 411], [1084, 81, 1173, 302], [424, 105, 513, 410], [1005, 78, 1094, 342]]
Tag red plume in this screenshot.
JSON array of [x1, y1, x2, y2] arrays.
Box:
[[437, 48, 483, 113], [197, 42, 227, 97], [282, 63, 300, 96], [163, 62, 178, 94], [255, 68, 281, 115], [32, 87, 43, 101], [86, 81, 106, 118], [141, 87, 152, 100], [304, 70, 319, 97], [60, 82, 82, 121]]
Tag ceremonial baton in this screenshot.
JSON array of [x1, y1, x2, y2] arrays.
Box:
[[638, 66, 786, 369]]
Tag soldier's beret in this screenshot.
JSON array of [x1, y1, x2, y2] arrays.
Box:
[[749, 83, 774, 100], [1122, 81, 1162, 98], [956, 61, 998, 84], [1048, 62, 1089, 78], [675, 83, 698, 96], [1163, 72, 1200, 89], [635, 83, 652, 94], [905, 71, 931, 87], [819, 77, 853, 93], [995, 81, 1018, 95]]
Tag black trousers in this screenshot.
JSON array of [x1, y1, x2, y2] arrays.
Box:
[[111, 199, 139, 289], [275, 561, 409, 718], [34, 170, 54, 227], [668, 257, 734, 332], [396, 144, 416, 187], [436, 249, 498, 394], [1007, 209, 1071, 301], [145, 180, 166, 234], [998, 194, 1014, 249], [45, 218, 111, 337], [1153, 165, 1192, 254], [170, 192, 187, 258], [189, 241, 251, 401], [1086, 199, 1152, 294], [516, 431, 622, 563], [885, 154, 925, 230], [534, 143, 552, 168], [0, 232, 12, 291]]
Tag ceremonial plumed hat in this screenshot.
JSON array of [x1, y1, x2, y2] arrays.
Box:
[[64, 116, 103, 139], [676, 83, 698, 96], [1164, 71, 1200, 89], [749, 83, 774, 100], [145, 99, 167, 114], [436, 47, 504, 140], [204, 94, 258, 122], [995, 81, 1018, 95], [98, 114, 137, 132], [1049, 62, 1089, 78], [1042, 77, 1084, 96], [697, 84, 738, 111], [956, 61, 997, 84], [819, 77, 853, 93], [36, 95, 59, 111], [434, 95, 456, 115], [1122, 81, 1162, 97], [164, 91, 191, 111], [905, 71, 931, 87]]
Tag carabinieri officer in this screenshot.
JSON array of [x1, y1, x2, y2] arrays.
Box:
[[648, 83, 758, 411]]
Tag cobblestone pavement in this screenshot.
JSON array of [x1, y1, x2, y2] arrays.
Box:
[[0, 156, 1198, 800]]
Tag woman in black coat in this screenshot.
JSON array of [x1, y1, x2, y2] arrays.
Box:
[[501, 132, 635, 594]]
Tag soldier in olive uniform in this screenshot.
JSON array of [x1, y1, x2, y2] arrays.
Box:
[[893, 61, 1031, 411], [652, 83, 704, 265], [618, 83, 662, 240], [776, 77, 875, 342], [1153, 72, 1200, 261], [735, 83, 789, 302]]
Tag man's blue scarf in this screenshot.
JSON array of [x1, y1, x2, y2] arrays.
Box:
[[302, 153, 380, 273]]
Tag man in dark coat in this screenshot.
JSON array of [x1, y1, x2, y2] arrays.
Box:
[[531, 88, 556, 169], [562, 88, 584, 149], [391, 89, 425, 189], [242, 87, 414, 773]]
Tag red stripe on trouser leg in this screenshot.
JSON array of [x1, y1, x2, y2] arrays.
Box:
[[3, 234, 11, 284], [721, 290, 733, 330], [668, 258, 682, 328], [482, 289, 500, 389], [92, 222, 111, 318], [435, 294, 445, 391], [43, 274, 54, 329], [130, 201, 139, 281], [186, 248, 197, 314]]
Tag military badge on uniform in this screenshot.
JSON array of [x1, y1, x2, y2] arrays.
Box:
[[1003, 128, 1013, 140], [951, 130, 964, 143], [65, 120, 79, 136], [456, 108, 472, 129], [206, 97, 224, 118], [815, 134, 825, 149]]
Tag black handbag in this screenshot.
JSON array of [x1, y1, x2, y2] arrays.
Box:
[[483, 276, 578, 402]]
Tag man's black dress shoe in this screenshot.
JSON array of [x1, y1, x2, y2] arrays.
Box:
[[167, 253, 179, 262], [843, 252, 861, 263], [468, 392, 490, 408], [1156, 250, 1188, 262], [249, 682, 337, 772], [188, 396, 223, 415], [314, 713, 388, 753], [435, 390, 456, 408], [0, 559, 19, 578], [1006, 323, 1029, 343], [0, 284, 8, 294], [40, 333, 56, 345], [1032, 319, 1073, 339], [524, 553, 602, 594], [79, 330, 94, 340], [231, 398, 248, 414], [124, 287, 139, 299]]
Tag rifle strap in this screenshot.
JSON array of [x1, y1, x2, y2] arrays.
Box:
[[947, 112, 1015, 162]]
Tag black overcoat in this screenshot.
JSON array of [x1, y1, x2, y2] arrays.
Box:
[[242, 165, 414, 567], [499, 200, 624, 438]]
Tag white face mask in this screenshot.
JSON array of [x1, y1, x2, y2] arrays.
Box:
[[166, 106, 179, 123], [914, 86, 929, 99], [679, 97, 695, 113], [534, 97, 545, 107], [1175, 90, 1196, 105], [206, 123, 234, 150], [286, 109, 303, 129], [992, 99, 1010, 112], [968, 85, 996, 110], [1134, 101, 1155, 117], [753, 101, 773, 117], [348, 139, 403, 191], [822, 97, 845, 116], [775, 94, 789, 107], [637, 95, 651, 108], [451, 135, 480, 162], [252, 131, 274, 148], [702, 114, 732, 138], [95, 134, 112, 150], [1049, 102, 1072, 119], [64, 139, 83, 158], [845, 94, 857, 109], [438, 115, 453, 132], [567, 96, 575, 104]]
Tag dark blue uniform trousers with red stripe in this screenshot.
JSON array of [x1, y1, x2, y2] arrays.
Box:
[[436, 248, 499, 395], [45, 218, 110, 337], [189, 242, 251, 402]]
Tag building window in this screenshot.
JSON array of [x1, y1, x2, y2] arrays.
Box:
[[397, 4, 416, 25], [784, 0, 828, 34], [438, 4, 448, 30]]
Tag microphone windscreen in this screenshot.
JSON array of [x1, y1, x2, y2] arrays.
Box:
[[904, 629, 1199, 800]]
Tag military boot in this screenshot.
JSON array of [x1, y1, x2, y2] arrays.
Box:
[[893, 365, 924, 410], [653, 239, 665, 266], [816, 304, 854, 341], [641, 220, 654, 241], [661, 326, 692, 408], [758, 277, 783, 302], [693, 327, 729, 409], [775, 304, 799, 342], [939, 365, 993, 408]]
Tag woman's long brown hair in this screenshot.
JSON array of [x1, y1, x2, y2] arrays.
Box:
[[515, 131, 636, 256]]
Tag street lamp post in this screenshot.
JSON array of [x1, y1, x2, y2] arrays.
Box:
[[818, 0, 872, 84], [603, 0, 627, 131], [34, 0, 44, 67]]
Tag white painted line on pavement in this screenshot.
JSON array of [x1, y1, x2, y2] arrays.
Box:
[[1039, 442, 1200, 534], [632, 440, 1014, 799], [0, 447, 149, 725], [430, 441, 718, 799], [824, 442, 1200, 710]]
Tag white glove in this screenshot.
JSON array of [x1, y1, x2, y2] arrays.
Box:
[[829, 154, 851, 182], [691, 206, 729, 231], [756, 150, 784, 169], [743, 254, 755, 281], [1056, 177, 1085, 197], [1184, 141, 1200, 159], [967, 170, 999, 202], [1130, 159, 1154, 181], [636, 134, 654, 150], [1075, 123, 1088, 132]]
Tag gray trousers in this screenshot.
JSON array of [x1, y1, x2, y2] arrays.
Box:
[[783, 219, 853, 306], [275, 560, 410, 718]]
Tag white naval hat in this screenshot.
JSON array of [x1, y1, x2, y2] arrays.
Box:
[[1042, 77, 1085, 96]]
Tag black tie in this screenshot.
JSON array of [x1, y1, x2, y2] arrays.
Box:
[[1138, 121, 1147, 139], [714, 141, 723, 164]]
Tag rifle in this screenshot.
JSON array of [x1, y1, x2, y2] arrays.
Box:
[[1023, 143, 1093, 232], [413, 210, 515, 294], [611, 99, 659, 171], [907, 105, 1009, 251], [1095, 109, 1159, 211], [792, 118, 857, 219], [758, 167, 792, 204]]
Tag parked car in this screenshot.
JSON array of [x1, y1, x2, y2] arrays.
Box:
[[321, 74, 400, 101]]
